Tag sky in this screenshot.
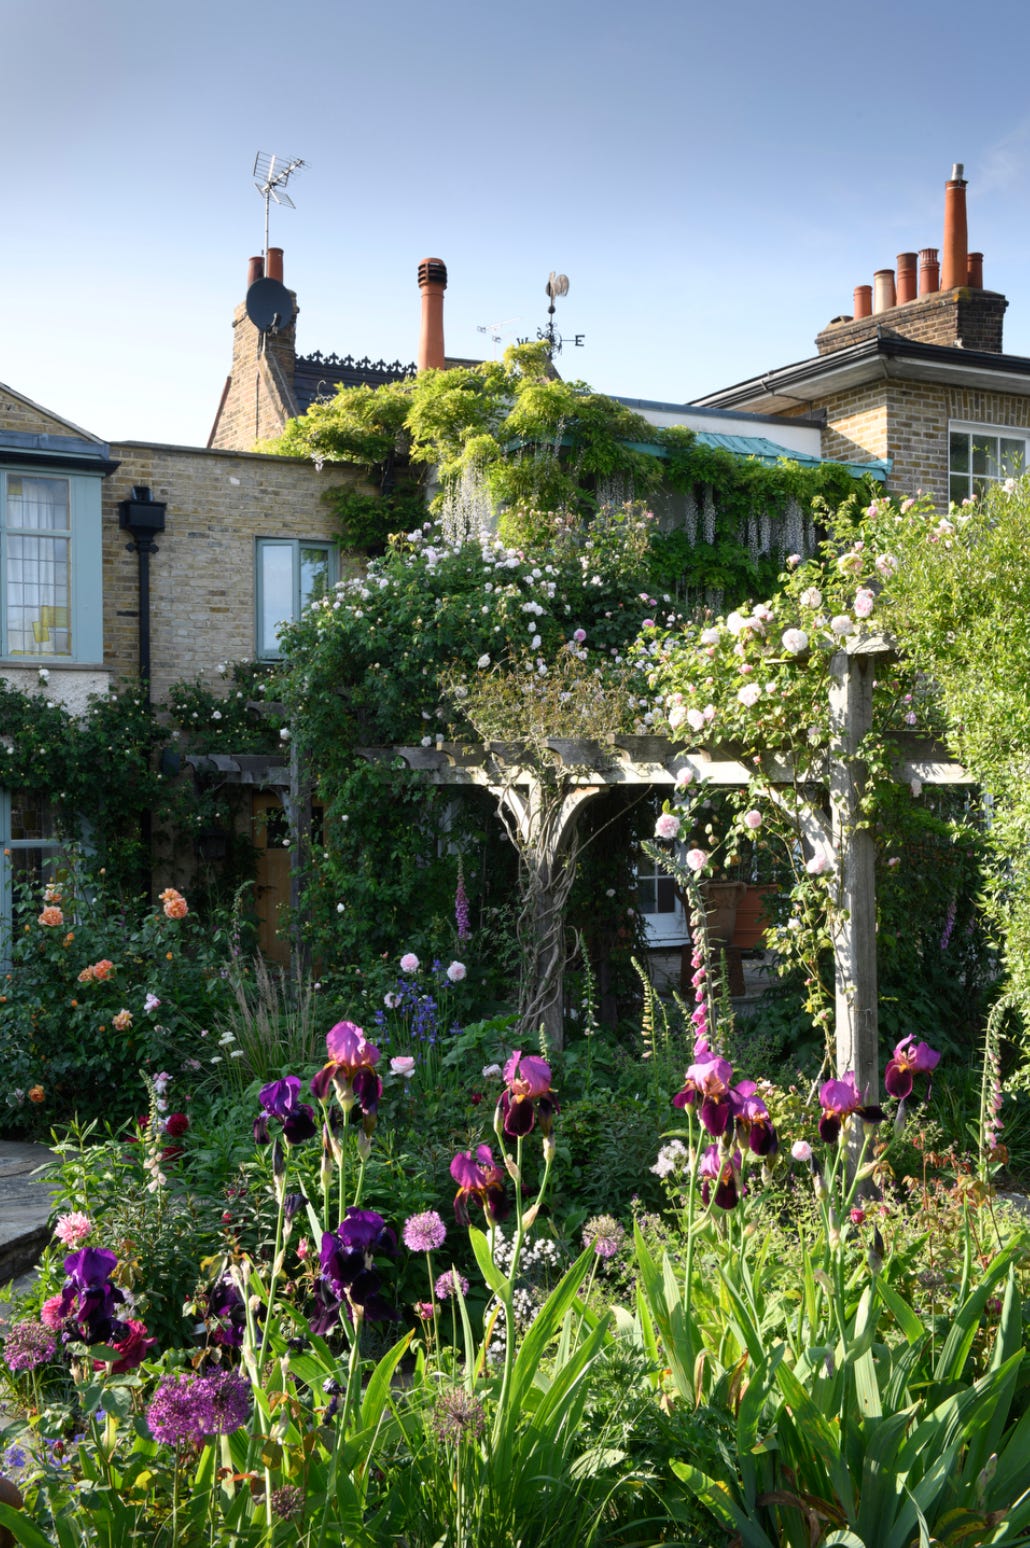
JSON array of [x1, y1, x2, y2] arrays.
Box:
[[5, 0, 1030, 447]]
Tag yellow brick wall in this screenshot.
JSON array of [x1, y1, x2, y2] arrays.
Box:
[[0, 386, 97, 438], [103, 443, 359, 701]]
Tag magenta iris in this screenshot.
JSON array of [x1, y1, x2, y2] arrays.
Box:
[[450, 1144, 510, 1225], [884, 1037, 941, 1101], [257, 1076, 316, 1145], [310, 1021, 383, 1131], [499, 1052, 558, 1137]]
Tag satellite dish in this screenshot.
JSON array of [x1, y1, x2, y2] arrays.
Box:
[[245, 277, 293, 333]]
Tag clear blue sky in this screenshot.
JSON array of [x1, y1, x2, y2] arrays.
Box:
[[5, 0, 1030, 446]]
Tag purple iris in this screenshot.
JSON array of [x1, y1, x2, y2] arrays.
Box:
[[314, 1208, 397, 1332], [257, 1076, 316, 1145], [450, 1145, 510, 1225], [206, 1276, 247, 1348], [699, 1145, 742, 1209], [310, 1021, 383, 1132], [732, 1083, 779, 1156], [58, 1248, 124, 1345], [499, 1052, 558, 1137], [673, 1056, 735, 1136], [819, 1073, 883, 1144], [884, 1037, 941, 1101]]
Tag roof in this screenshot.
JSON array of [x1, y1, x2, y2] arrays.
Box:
[[621, 432, 889, 482], [695, 334, 1030, 416], [293, 352, 484, 412]]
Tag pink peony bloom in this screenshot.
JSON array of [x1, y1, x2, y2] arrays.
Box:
[[446, 961, 466, 983], [399, 953, 419, 974], [54, 1212, 93, 1248]]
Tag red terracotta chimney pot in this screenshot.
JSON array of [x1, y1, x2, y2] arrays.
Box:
[[418, 257, 448, 372], [266, 248, 284, 283], [967, 252, 984, 289], [941, 164, 968, 290], [896, 252, 918, 305], [247, 255, 265, 287], [853, 285, 872, 319], [919, 248, 940, 295]]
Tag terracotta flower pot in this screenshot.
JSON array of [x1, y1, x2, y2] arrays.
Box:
[[701, 880, 747, 945], [732, 884, 778, 950]]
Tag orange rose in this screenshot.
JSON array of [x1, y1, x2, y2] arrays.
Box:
[[163, 897, 188, 920], [77, 966, 95, 984], [93, 959, 114, 981], [38, 907, 63, 927], [159, 887, 183, 903], [112, 1010, 133, 1032], [27, 1086, 44, 1104]]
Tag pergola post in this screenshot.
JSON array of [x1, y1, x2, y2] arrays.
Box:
[[828, 645, 880, 1107]]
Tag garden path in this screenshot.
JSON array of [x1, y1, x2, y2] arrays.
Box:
[[0, 1142, 56, 1311]]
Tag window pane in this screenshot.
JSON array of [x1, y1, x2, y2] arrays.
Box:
[[971, 437, 997, 477], [1001, 438, 1026, 476], [7, 477, 69, 532], [949, 432, 969, 474], [949, 474, 969, 504], [636, 878, 656, 914], [6, 535, 70, 655], [10, 791, 54, 842], [300, 546, 330, 610], [258, 544, 294, 657], [656, 876, 677, 913]]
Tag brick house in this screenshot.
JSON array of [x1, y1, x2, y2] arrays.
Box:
[[694, 166, 1030, 507]]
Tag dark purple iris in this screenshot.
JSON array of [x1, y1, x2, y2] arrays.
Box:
[[310, 1021, 383, 1133], [58, 1248, 125, 1345], [884, 1037, 941, 1101], [499, 1052, 558, 1137], [206, 1276, 247, 1348], [257, 1076, 317, 1145], [314, 1208, 397, 1332], [818, 1073, 883, 1144], [699, 1145, 742, 1209], [450, 1145, 510, 1225], [732, 1083, 779, 1156], [673, 1056, 736, 1136]]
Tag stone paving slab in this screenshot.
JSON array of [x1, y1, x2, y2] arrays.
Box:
[[0, 1142, 58, 1292]]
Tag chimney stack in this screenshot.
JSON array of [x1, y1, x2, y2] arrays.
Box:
[[418, 258, 448, 371], [941, 163, 968, 290], [896, 252, 918, 304]]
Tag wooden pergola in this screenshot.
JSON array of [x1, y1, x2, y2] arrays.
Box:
[[356, 638, 971, 1104]]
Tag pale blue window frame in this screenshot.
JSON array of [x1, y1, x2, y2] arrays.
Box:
[[0, 789, 63, 966], [256, 538, 337, 659], [0, 467, 103, 664]]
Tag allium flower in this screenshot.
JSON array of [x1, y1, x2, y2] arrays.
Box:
[[399, 953, 420, 974], [884, 1037, 941, 1101], [146, 1370, 252, 1446], [446, 960, 467, 983], [4, 1321, 56, 1372], [434, 1269, 470, 1301], [582, 1215, 625, 1259], [450, 1145, 510, 1225], [403, 1211, 446, 1253], [685, 848, 708, 873], [271, 1486, 306, 1521], [54, 1212, 93, 1248], [500, 1051, 557, 1137], [432, 1387, 486, 1443], [654, 813, 681, 840], [782, 628, 809, 655]]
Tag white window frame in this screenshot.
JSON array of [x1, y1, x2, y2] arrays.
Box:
[[0, 466, 103, 664], [256, 538, 338, 659], [637, 840, 689, 947], [948, 421, 1030, 505]]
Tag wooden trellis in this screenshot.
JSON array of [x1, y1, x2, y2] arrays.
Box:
[[357, 638, 972, 1091]]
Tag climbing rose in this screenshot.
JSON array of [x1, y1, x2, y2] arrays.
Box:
[[654, 813, 681, 840]]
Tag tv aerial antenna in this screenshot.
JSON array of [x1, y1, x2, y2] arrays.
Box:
[[476, 316, 519, 350], [253, 152, 306, 257], [516, 272, 585, 356]]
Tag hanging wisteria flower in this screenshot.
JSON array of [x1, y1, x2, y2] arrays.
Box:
[[446, 961, 467, 983], [403, 1211, 446, 1252], [654, 812, 681, 840], [782, 628, 809, 655], [884, 1037, 941, 1100], [499, 1051, 558, 1137], [450, 1145, 510, 1225], [582, 1215, 625, 1259], [435, 1268, 470, 1301], [54, 1212, 92, 1248], [4, 1321, 56, 1372], [399, 953, 420, 974]]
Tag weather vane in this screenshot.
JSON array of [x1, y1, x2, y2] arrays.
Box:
[[517, 272, 585, 356], [253, 152, 307, 257]]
